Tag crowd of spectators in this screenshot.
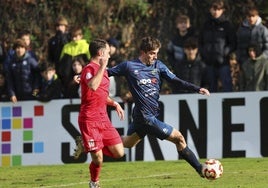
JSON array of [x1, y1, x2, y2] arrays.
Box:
[[0, 14, 125, 103], [0, 0, 268, 103], [167, 0, 268, 93]]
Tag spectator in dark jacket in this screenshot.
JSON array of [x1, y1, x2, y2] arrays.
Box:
[[47, 16, 71, 70], [6, 39, 41, 103], [36, 62, 63, 102], [240, 42, 268, 91], [236, 6, 268, 65], [172, 37, 207, 93], [199, 0, 236, 92], [167, 13, 197, 68]]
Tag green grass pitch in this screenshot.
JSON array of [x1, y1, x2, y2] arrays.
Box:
[[1, 158, 267, 188]]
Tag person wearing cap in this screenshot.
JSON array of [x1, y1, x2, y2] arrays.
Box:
[[47, 15, 71, 69], [5, 39, 41, 103]]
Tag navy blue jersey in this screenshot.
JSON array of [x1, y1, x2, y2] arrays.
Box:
[[108, 59, 200, 120]]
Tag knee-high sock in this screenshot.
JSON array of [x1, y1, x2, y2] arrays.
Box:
[[178, 146, 202, 171], [89, 162, 101, 182]]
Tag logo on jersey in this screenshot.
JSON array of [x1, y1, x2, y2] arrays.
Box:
[[162, 128, 168, 134], [86, 72, 93, 80], [151, 68, 158, 75], [88, 139, 97, 151], [137, 78, 158, 85], [151, 78, 157, 84]]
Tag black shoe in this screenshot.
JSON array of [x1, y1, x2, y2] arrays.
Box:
[[197, 164, 205, 178]]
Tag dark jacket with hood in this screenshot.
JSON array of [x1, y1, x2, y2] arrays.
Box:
[[199, 14, 236, 66], [167, 27, 197, 66], [171, 54, 207, 93], [36, 74, 63, 102]]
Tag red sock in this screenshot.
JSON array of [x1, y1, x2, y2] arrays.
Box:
[[89, 162, 101, 182]]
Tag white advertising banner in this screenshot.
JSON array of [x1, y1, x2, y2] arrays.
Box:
[[1, 91, 268, 166]]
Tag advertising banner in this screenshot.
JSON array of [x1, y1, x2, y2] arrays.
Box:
[[1, 91, 267, 166]]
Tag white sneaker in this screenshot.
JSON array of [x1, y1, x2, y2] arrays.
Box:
[[73, 136, 84, 159], [89, 181, 101, 188]]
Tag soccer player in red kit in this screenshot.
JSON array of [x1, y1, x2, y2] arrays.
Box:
[[78, 38, 125, 188]]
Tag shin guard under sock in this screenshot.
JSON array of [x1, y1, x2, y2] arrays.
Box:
[[178, 146, 202, 171], [89, 162, 101, 182]]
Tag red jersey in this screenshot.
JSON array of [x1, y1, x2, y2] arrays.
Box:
[[78, 62, 110, 122]]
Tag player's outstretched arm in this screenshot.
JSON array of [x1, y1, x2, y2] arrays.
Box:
[[114, 102, 124, 120], [199, 88, 210, 96], [170, 77, 210, 95], [106, 96, 125, 120]]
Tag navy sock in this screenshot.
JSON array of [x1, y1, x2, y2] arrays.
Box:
[[178, 146, 202, 172]]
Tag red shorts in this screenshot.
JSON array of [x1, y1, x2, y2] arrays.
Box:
[[78, 120, 122, 153]]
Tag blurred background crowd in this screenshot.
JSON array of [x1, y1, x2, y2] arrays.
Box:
[[0, 0, 268, 103]]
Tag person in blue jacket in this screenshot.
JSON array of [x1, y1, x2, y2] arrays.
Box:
[[6, 39, 41, 103]]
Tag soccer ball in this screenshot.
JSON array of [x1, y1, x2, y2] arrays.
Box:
[[202, 159, 223, 180]]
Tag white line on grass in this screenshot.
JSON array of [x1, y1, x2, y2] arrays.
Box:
[[32, 173, 177, 188]]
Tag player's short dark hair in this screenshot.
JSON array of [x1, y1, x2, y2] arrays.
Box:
[[89, 39, 108, 57], [139, 36, 161, 53]]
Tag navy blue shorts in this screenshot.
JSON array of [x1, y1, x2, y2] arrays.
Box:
[[127, 116, 173, 140]]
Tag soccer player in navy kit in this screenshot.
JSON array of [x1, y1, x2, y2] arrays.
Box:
[[108, 36, 210, 177]]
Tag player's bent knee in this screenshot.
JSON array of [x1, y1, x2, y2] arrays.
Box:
[[168, 130, 186, 145], [113, 149, 125, 158]]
